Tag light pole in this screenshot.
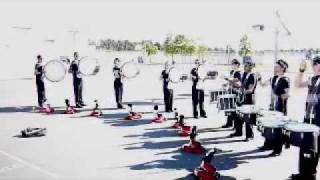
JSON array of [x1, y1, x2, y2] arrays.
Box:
[[68, 30, 79, 52], [11, 26, 32, 31], [274, 10, 291, 63], [251, 10, 291, 65]]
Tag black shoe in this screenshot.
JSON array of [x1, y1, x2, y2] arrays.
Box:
[[244, 137, 253, 142], [290, 174, 307, 180], [80, 102, 87, 106], [269, 152, 281, 157], [229, 132, 242, 137], [258, 146, 273, 151], [117, 104, 123, 109], [200, 115, 207, 118], [194, 116, 199, 119], [221, 124, 232, 128], [75, 104, 83, 108]]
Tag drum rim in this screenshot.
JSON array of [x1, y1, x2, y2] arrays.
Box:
[[257, 119, 287, 128], [43, 59, 67, 82], [284, 123, 320, 133], [78, 56, 100, 76], [121, 61, 140, 79]]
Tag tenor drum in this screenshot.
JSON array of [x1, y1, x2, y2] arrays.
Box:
[[210, 89, 226, 103], [43, 59, 67, 82], [217, 94, 237, 112], [284, 123, 320, 152]]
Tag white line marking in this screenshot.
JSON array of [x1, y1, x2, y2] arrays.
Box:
[[0, 163, 24, 174], [0, 149, 58, 178]]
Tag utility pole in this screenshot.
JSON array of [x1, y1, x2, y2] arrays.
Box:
[[68, 30, 79, 52]]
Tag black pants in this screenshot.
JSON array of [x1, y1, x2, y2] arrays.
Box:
[[225, 112, 237, 127], [36, 80, 46, 107], [192, 87, 206, 117], [73, 79, 83, 105], [299, 149, 319, 178], [234, 112, 255, 138], [262, 100, 287, 152], [114, 81, 123, 107], [275, 98, 287, 116], [163, 87, 173, 112]]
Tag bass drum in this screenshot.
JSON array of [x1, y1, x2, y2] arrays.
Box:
[[121, 61, 140, 79], [169, 67, 182, 83], [78, 56, 100, 76], [196, 64, 207, 90], [43, 60, 67, 82]]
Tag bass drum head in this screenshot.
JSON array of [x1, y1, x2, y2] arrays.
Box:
[[44, 60, 66, 82], [197, 65, 207, 79], [169, 67, 181, 83], [121, 61, 140, 79], [79, 56, 100, 76]]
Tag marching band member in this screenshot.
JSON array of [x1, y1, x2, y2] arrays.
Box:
[[34, 55, 46, 108], [113, 58, 124, 109], [69, 52, 85, 108], [222, 59, 241, 128], [258, 59, 290, 156], [230, 59, 257, 141], [293, 56, 320, 180], [191, 59, 207, 119], [160, 62, 173, 112]]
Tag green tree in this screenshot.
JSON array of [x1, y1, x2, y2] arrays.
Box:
[[143, 42, 158, 63], [238, 34, 252, 57], [196, 45, 208, 60]]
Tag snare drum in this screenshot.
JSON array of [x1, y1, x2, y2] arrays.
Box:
[[236, 105, 260, 124], [284, 123, 320, 152], [210, 89, 226, 103], [257, 116, 289, 140], [217, 94, 237, 112], [259, 110, 284, 117]]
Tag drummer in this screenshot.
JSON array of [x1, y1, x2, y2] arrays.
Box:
[[69, 52, 85, 108], [293, 56, 320, 180], [34, 55, 46, 108], [160, 61, 173, 112], [258, 60, 290, 155], [191, 59, 207, 119], [230, 59, 257, 141], [113, 58, 124, 109], [222, 59, 241, 128]]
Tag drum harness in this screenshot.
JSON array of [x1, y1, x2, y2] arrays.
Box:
[[306, 77, 320, 124], [271, 76, 286, 111], [237, 72, 256, 105]]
